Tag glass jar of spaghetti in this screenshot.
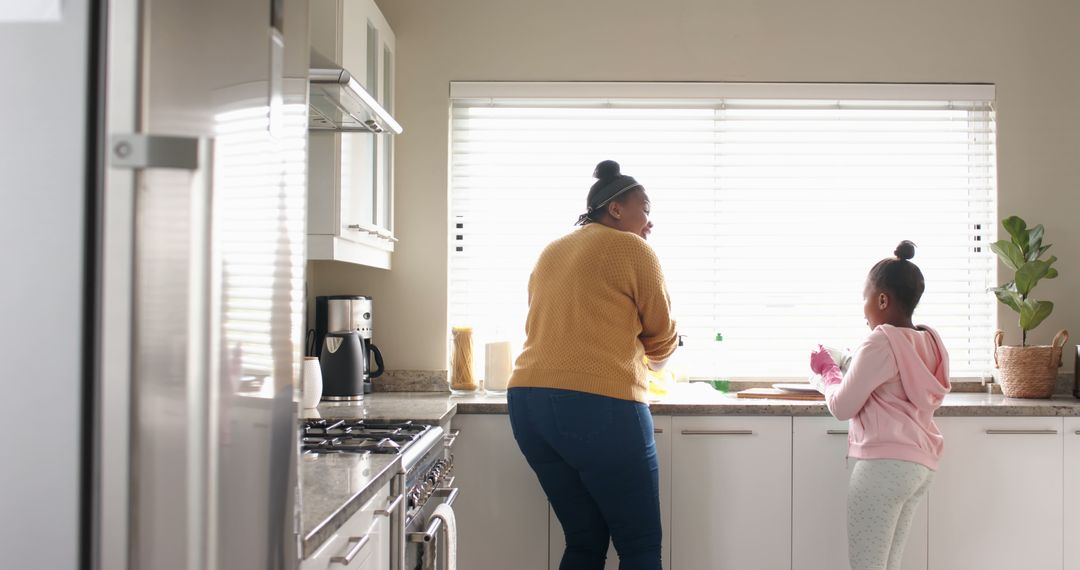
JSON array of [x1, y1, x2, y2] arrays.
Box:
[[449, 326, 479, 395]]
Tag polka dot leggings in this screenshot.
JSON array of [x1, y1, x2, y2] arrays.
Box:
[[848, 459, 933, 570]]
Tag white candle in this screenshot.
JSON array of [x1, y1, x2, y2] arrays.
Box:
[[484, 341, 514, 393]]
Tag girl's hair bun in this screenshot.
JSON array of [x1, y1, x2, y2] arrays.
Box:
[[593, 160, 621, 181], [894, 240, 916, 260]]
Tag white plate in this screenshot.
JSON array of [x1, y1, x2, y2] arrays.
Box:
[[772, 382, 822, 394]]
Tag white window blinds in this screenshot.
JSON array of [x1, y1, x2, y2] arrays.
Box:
[[449, 83, 996, 379]]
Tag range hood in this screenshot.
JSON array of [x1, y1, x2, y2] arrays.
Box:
[[309, 67, 402, 134]]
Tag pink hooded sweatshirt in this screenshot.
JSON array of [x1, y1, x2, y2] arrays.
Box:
[[823, 324, 951, 470]]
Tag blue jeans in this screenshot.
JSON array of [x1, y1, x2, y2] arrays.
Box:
[[507, 387, 661, 570]]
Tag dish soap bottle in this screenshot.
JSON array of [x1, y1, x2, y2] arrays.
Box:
[[711, 332, 730, 392]]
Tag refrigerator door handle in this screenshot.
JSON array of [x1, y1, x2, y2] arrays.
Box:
[[110, 133, 202, 170]]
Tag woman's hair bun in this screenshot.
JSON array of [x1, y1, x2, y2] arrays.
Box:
[[894, 240, 916, 260], [593, 160, 621, 181]]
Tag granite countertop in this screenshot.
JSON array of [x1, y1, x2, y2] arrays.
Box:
[[298, 451, 400, 558], [296, 395, 462, 558], [301, 393, 463, 423], [306, 385, 1080, 419]]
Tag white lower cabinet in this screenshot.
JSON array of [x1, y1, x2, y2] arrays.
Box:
[[1066, 418, 1080, 570], [792, 417, 927, 570], [451, 412, 1076, 570], [548, 416, 672, 570], [451, 414, 550, 570], [928, 417, 1063, 570], [671, 416, 792, 570], [302, 482, 391, 570]]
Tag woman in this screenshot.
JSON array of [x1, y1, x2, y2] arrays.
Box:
[[507, 160, 679, 570]]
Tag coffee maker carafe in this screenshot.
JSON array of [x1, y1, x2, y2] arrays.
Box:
[[311, 295, 384, 395]]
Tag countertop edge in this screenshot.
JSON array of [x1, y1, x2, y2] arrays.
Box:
[[451, 397, 1080, 417], [301, 455, 402, 559]]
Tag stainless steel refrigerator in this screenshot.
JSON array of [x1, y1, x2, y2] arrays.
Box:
[[94, 0, 309, 568]]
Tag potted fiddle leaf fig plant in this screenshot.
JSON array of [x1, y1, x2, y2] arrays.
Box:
[[989, 215, 1069, 398]]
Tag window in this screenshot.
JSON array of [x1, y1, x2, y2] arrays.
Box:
[[449, 83, 996, 379]]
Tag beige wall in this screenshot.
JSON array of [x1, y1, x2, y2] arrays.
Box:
[[311, 0, 1080, 372]]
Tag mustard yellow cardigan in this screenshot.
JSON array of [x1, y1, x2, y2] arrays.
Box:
[[508, 223, 679, 402]]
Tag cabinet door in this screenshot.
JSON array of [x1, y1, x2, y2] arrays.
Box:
[[1066, 417, 1080, 570], [302, 483, 390, 570], [306, 0, 396, 267], [373, 12, 394, 234], [792, 417, 927, 570], [928, 417, 1063, 570], [671, 416, 792, 570], [547, 416, 672, 570], [451, 414, 549, 570]]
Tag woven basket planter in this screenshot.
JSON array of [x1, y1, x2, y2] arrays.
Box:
[[993, 329, 1069, 399]]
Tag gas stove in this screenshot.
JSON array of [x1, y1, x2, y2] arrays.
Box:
[[300, 419, 432, 455], [299, 417, 460, 569], [300, 418, 454, 519]]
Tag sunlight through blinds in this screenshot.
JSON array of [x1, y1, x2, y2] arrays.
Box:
[[449, 84, 996, 379]]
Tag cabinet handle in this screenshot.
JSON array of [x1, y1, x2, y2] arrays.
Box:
[[984, 429, 1059, 435], [346, 224, 399, 242], [1075, 430, 1080, 435], [330, 533, 372, 565], [373, 228, 399, 242], [680, 429, 754, 436], [654, 428, 664, 434], [110, 134, 202, 170], [826, 430, 848, 435], [443, 429, 460, 448], [376, 493, 404, 517]]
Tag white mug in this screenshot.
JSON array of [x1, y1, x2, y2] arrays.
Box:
[[302, 357, 323, 408]]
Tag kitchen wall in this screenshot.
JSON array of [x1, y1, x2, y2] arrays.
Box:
[[311, 0, 1080, 372]]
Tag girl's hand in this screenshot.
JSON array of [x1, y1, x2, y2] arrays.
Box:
[[810, 345, 840, 374]]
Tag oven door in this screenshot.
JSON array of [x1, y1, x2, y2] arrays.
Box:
[[404, 487, 459, 570]]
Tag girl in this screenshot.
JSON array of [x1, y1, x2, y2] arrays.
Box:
[[810, 240, 951, 570]]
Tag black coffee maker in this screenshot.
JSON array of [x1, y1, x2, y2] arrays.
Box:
[[309, 295, 384, 397]]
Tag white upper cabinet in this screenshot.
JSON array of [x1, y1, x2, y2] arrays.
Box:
[[307, 0, 397, 269]]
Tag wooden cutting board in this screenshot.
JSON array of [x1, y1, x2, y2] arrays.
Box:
[[736, 388, 824, 401]]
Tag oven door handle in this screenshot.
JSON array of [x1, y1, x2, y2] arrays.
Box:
[[406, 488, 459, 543]]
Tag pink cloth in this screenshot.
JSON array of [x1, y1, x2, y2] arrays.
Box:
[[823, 324, 951, 470]]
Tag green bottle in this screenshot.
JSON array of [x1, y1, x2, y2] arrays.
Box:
[[711, 332, 729, 392]]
